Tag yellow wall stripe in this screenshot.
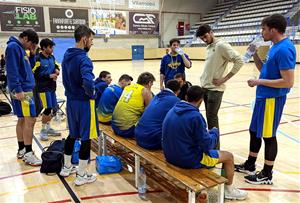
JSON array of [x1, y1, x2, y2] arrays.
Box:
[[90, 100, 97, 139], [262, 98, 275, 138], [39, 93, 47, 109]]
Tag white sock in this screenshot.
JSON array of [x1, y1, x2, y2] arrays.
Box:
[[225, 184, 233, 191], [46, 123, 50, 130], [64, 154, 72, 168], [77, 159, 89, 176]]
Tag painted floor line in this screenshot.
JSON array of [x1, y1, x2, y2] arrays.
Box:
[[0, 136, 16, 141], [0, 169, 39, 181], [239, 188, 300, 193]]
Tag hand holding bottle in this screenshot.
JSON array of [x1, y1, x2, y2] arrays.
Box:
[[175, 48, 184, 55]]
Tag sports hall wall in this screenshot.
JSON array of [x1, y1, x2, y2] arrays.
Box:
[[1, 0, 300, 62]]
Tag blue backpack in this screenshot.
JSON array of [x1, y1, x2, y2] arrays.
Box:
[[96, 155, 122, 174]]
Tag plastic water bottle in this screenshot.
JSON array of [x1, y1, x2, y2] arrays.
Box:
[[242, 36, 269, 63], [138, 167, 147, 200]]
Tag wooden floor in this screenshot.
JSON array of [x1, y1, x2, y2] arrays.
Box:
[[0, 60, 299, 203]]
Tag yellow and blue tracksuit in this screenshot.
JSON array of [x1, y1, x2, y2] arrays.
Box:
[[162, 101, 219, 169]]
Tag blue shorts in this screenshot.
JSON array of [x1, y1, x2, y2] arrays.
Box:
[[39, 91, 57, 109], [199, 150, 219, 168], [67, 99, 99, 141], [111, 123, 135, 138], [250, 96, 286, 138], [11, 91, 36, 118]]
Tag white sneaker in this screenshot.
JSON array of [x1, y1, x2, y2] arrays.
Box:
[[225, 186, 248, 200], [47, 127, 61, 136], [17, 148, 26, 159], [74, 173, 97, 186], [60, 165, 77, 177], [23, 151, 42, 166], [40, 129, 48, 141]]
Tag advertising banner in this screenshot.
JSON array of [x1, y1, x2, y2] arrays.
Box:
[[129, 12, 159, 35], [49, 8, 88, 33], [0, 5, 45, 32], [128, 0, 159, 11], [91, 9, 127, 35]]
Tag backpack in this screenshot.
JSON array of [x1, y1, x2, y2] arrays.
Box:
[[96, 155, 122, 174], [40, 139, 65, 174], [0, 101, 11, 116]]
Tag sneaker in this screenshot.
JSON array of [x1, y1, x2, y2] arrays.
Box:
[[234, 161, 256, 175], [225, 186, 248, 200], [40, 129, 48, 141], [60, 165, 77, 177], [23, 151, 42, 166], [17, 148, 26, 159], [74, 173, 97, 186], [47, 127, 61, 136], [244, 170, 273, 185]]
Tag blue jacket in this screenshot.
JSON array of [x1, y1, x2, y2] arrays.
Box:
[[135, 89, 180, 150], [62, 48, 95, 100], [32, 52, 59, 92], [162, 101, 219, 168], [5, 36, 35, 93], [94, 78, 108, 107]]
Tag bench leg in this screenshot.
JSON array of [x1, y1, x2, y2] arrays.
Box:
[[102, 132, 107, 156], [135, 155, 140, 188], [218, 183, 225, 203], [188, 190, 196, 203]]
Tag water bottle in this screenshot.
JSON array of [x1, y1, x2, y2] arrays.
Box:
[[242, 36, 269, 63], [138, 167, 147, 200]]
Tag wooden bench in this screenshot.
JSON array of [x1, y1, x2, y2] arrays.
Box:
[[92, 125, 227, 203]]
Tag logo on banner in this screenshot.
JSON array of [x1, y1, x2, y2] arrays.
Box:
[[133, 13, 155, 24], [65, 9, 73, 18]]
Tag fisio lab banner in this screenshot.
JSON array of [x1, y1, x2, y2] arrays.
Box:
[[49, 8, 88, 33], [0, 5, 45, 32], [129, 12, 159, 35]]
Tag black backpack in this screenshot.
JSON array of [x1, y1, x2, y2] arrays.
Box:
[[0, 101, 11, 116], [40, 139, 65, 174]]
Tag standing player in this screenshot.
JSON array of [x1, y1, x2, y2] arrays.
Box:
[[60, 25, 98, 186], [235, 14, 296, 184], [32, 38, 61, 141], [6, 29, 41, 166], [160, 38, 191, 90]]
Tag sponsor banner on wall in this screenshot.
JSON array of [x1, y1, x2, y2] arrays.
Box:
[[0, 5, 45, 32], [128, 0, 159, 11], [49, 8, 88, 33], [93, 0, 125, 5], [91, 9, 127, 35], [129, 12, 159, 35]]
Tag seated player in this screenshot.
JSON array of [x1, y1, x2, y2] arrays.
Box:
[[174, 73, 192, 101], [162, 86, 248, 200], [111, 72, 155, 138], [97, 74, 133, 124], [32, 38, 61, 140], [135, 79, 180, 150], [94, 71, 112, 107]]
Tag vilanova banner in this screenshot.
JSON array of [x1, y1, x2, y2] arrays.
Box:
[[129, 12, 159, 35], [128, 0, 159, 11], [0, 5, 45, 32], [49, 8, 88, 33]]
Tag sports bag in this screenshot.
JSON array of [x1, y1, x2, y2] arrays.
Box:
[[40, 139, 65, 174], [96, 155, 122, 174]]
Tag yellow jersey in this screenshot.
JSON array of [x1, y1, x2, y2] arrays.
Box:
[[112, 84, 145, 130]]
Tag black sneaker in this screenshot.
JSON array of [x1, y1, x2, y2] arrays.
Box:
[[244, 170, 273, 185], [235, 161, 256, 175]]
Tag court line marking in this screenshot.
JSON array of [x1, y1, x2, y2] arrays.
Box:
[[239, 188, 300, 193], [0, 169, 39, 181], [0, 136, 16, 140]]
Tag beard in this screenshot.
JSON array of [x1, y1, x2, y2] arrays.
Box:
[[84, 46, 90, 52]]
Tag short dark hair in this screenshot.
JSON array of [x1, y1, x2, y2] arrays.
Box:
[[169, 38, 180, 46], [174, 73, 186, 81], [187, 85, 204, 102], [261, 14, 287, 34], [119, 74, 133, 82], [166, 79, 181, 93], [137, 72, 155, 85], [40, 38, 55, 50], [196, 24, 212, 37], [19, 29, 39, 44], [74, 25, 95, 43], [99, 71, 110, 78]]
